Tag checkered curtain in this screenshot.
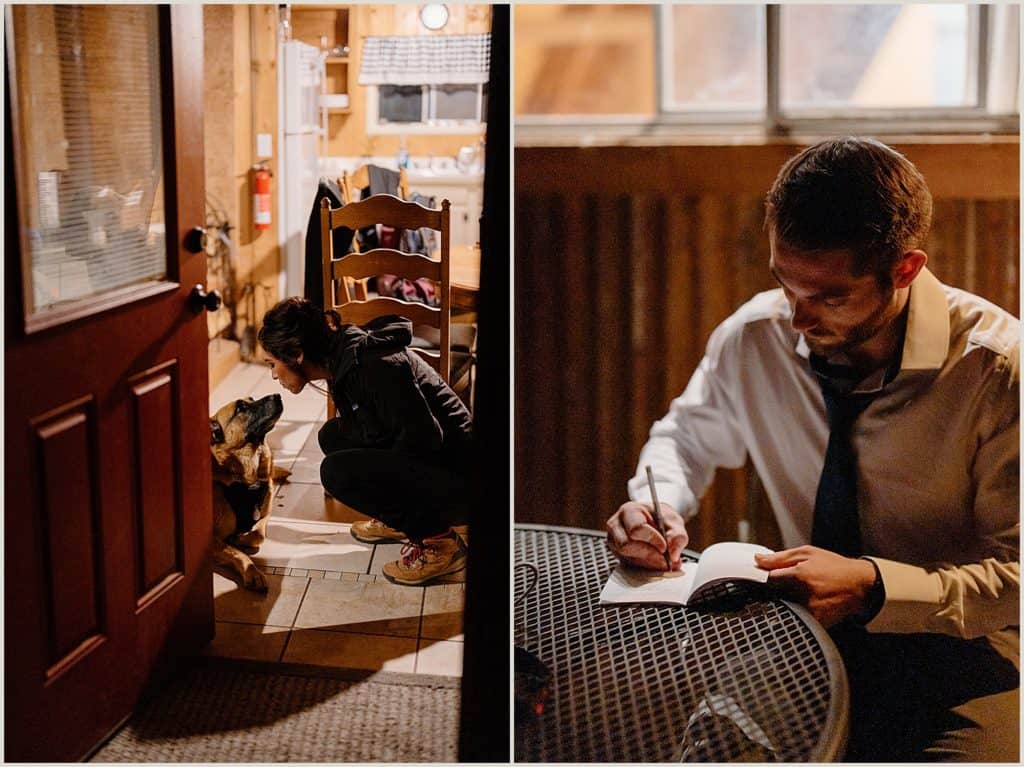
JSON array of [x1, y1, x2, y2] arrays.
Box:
[[358, 34, 491, 85]]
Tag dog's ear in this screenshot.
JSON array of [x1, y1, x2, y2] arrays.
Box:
[[210, 418, 226, 445]]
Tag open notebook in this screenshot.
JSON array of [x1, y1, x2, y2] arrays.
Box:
[[599, 541, 773, 606]]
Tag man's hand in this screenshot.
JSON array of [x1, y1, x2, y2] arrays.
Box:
[[606, 501, 689, 571], [755, 546, 878, 627]]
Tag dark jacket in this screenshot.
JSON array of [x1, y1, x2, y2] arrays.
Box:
[[326, 315, 473, 463], [304, 178, 354, 308]]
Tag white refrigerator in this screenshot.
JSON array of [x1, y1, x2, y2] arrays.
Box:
[[277, 39, 324, 299]]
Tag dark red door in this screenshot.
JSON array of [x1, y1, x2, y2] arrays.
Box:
[[5, 6, 213, 761]]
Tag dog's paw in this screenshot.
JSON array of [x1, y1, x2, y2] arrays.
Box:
[[242, 564, 268, 592], [234, 531, 265, 554]]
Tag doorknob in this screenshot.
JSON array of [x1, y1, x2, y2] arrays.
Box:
[[188, 284, 222, 314], [184, 226, 207, 254]]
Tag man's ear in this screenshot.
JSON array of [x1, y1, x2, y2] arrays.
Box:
[[295, 351, 304, 366], [892, 249, 928, 289]]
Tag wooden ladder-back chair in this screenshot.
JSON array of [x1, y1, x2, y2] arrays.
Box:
[[337, 165, 410, 301], [340, 165, 409, 207], [322, 194, 460, 419]]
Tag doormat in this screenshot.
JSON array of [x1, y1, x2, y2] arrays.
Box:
[[89, 658, 461, 763]]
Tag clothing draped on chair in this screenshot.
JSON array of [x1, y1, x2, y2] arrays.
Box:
[[319, 193, 474, 408], [304, 178, 351, 308]]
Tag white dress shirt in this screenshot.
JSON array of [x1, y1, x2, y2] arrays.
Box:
[[629, 267, 1019, 640]]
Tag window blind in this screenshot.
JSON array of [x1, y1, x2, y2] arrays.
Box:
[[11, 5, 166, 315]]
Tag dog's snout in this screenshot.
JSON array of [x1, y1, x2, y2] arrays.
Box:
[[257, 392, 285, 422]]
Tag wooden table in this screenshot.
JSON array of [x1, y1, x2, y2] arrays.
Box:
[[447, 243, 480, 317]]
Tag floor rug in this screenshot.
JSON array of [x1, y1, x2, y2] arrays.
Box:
[[90, 659, 461, 762]]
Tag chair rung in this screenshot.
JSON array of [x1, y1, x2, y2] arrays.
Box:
[[329, 194, 443, 231], [337, 297, 443, 327], [331, 250, 441, 282]]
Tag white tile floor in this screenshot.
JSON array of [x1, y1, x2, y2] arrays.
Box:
[[204, 362, 465, 677]]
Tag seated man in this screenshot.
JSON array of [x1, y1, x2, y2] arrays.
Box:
[[606, 137, 1019, 762]]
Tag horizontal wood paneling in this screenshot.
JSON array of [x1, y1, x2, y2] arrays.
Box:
[[514, 141, 1020, 550], [515, 140, 1019, 199]]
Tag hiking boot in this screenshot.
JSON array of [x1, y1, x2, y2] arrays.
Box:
[[351, 518, 408, 544], [382, 529, 467, 586]]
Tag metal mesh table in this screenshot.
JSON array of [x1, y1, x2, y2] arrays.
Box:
[[515, 525, 849, 762]]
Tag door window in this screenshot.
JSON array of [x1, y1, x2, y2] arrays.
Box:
[[7, 5, 167, 328]]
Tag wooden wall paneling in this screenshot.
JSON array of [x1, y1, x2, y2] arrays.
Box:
[[249, 5, 281, 317], [203, 5, 238, 341], [513, 4, 657, 117], [592, 195, 633, 531], [515, 193, 568, 526], [923, 200, 958, 290], [663, 196, 700, 397], [629, 194, 657, 464], [649, 196, 674, 423], [515, 143, 1018, 200], [534, 195, 567, 524], [563, 193, 599, 526], [689, 196, 731, 548], [232, 7, 253, 244], [920, 196, 1018, 314], [975, 199, 1020, 314], [1004, 200, 1020, 313], [291, 8, 343, 46], [963, 201, 979, 296]]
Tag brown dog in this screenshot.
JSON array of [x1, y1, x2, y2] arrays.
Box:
[[210, 393, 289, 591]]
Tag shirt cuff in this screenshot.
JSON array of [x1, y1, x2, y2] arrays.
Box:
[[861, 556, 944, 633], [852, 556, 885, 625]]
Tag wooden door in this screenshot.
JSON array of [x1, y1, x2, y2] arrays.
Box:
[[4, 7, 213, 761]]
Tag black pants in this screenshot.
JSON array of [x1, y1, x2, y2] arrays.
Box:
[[318, 418, 470, 541], [831, 624, 1019, 762]]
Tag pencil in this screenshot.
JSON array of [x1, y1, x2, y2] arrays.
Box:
[[644, 465, 673, 571]]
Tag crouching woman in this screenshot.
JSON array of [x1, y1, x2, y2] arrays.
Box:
[[258, 296, 473, 585]]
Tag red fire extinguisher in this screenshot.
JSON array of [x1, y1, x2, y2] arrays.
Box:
[[253, 165, 272, 230]]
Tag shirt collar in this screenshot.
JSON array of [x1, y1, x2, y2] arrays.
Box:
[[899, 266, 950, 371], [794, 266, 950, 373]]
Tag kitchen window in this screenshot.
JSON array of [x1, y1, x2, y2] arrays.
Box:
[[373, 82, 488, 129], [361, 33, 490, 134]]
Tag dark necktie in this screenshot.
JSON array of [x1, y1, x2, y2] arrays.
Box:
[[811, 377, 877, 558]]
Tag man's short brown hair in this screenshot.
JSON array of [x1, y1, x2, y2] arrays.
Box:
[[764, 137, 933, 282]]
